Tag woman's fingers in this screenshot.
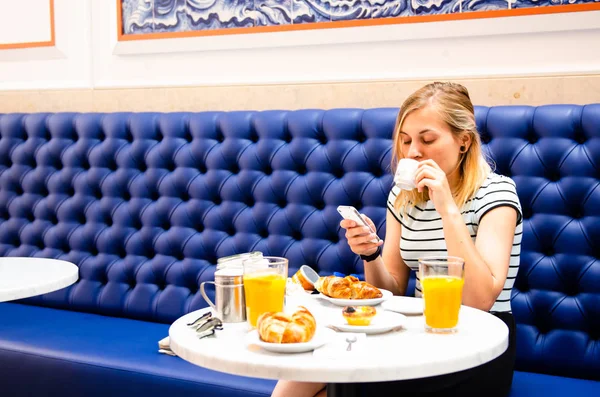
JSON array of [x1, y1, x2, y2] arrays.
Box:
[[363, 215, 377, 231], [415, 165, 442, 182], [416, 177, 442, 193], [340, 213, 381, 255], [340, 219, 356, 229], [345, 225, 373, 240]]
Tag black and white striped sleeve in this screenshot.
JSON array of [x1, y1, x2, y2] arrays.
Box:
[[474, 176, 523, 225]]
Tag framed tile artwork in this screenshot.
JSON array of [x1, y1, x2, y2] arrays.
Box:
[[118, 0, 599, 39]]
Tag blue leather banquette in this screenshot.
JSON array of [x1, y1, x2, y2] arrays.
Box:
[[0, 105, 599, 396]]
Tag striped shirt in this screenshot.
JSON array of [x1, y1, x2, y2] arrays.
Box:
[[387, 173, 523, 313]]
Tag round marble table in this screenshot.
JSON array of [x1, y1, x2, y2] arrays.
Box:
[[0, 257, 79, 302], [169, 294, 508, 391]]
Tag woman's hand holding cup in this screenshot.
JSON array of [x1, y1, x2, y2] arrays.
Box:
[[340, 215, 383, 257]]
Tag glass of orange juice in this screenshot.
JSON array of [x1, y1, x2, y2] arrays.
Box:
[[419, 256, 465, 333], [242, 256, 288, 328]]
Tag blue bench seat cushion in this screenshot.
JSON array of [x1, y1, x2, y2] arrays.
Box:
[[511, 371, 600, 396], [0, 303, 275, 397]]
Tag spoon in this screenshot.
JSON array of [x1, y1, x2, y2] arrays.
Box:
[[345, 335, 357, 351]]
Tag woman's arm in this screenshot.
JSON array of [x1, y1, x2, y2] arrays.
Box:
[[363, 211, 410, 296], [340, 211, 410, 296], [441, 206, 517, 311]]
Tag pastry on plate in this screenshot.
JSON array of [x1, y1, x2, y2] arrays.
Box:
[[342, 306, 377, 326], [314, 275, 382, 299], [257, 306, 316, 343]]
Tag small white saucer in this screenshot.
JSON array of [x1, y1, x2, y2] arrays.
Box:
[[246, 326, 335, 354], [329, 311, 406, 335], [381, 296, 424, 315]]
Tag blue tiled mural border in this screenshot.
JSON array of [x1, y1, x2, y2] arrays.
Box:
[[119, 1, 600, 38]]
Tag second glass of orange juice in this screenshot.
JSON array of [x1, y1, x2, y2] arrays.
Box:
[[243, 256, 288, 328], [419, 256, 465, 333]]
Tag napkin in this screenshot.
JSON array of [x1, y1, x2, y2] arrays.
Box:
[[158, 336, 177, 356], [312, 332, 367, 359]]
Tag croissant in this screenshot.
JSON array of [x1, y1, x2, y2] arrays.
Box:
[[257, 306, 316, 344], [314, 276, 383, 299]]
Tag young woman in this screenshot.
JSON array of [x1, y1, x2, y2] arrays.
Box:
[[271, 82, 522, 397]]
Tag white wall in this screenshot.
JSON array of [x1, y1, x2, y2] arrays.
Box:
[[0, 0, 91, 89], [0, 0, 52, 45], [0, 0, 599, 91]]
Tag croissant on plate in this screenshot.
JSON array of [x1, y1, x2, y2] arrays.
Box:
[[314, 275, 383, 300], [257, 306, 316, 344]]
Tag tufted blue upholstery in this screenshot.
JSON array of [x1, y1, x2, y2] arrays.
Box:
[[0, 110, 395, 324], [0, 106, 599, 389]]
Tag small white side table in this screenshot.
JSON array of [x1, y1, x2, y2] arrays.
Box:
[[0, 257, 79, 302]]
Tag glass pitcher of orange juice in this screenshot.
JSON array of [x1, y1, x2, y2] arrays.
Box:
[[419, 256, 465, 333], [242, 256, 288, 328]]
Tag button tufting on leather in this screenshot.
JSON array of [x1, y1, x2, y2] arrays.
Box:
[[1, 106, 599, 361], [574, 133, 587, 145], [124, 128, 133, 143], [527, 133, 538, 144]]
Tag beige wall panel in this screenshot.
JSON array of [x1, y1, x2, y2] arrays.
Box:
[[1, 75, 599, 113]]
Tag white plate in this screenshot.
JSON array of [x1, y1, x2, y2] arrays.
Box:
[[316, 289, 393, 306], [381, 296, 424, 315], [246, 326, 336, 354], [329, 311, 407, 335]]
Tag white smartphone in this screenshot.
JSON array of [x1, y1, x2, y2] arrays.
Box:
[[336, 205, 381, 243]]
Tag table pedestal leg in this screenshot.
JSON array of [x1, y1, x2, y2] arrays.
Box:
[[327, 383, 359, 397]]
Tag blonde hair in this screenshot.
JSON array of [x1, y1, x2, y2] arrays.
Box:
[[392, 82, 492, 214]]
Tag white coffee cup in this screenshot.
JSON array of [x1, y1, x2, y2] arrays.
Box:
[[394, 158, 419, 190]]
